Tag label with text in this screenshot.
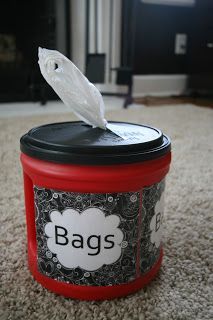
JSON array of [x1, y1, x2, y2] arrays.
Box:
[[34, 180, 165, 286]]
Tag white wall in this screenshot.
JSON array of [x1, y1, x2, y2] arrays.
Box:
[[70, 0, 86, 73], [70, 0, 121, 87]]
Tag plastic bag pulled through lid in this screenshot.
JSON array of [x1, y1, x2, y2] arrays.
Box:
[[38, 47, 107, 129]]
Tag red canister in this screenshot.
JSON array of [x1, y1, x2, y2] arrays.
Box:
[[20, 121, 171, 300]]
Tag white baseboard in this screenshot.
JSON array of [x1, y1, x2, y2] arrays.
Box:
[[94, 75, 188, 97], [95, 83, 128, 94], [133, 74, 188, 97]]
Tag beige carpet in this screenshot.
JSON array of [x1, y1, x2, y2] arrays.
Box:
[[0, 104, 212, 320]]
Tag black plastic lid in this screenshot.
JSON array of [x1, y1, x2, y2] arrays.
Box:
[[20, 121, 171, 165]]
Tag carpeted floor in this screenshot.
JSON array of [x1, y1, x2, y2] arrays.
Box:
[[0, 104, 212, 320]]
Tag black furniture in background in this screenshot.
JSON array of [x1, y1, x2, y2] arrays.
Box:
[[187, 0, 213, 95], [0, 0, 70, 103]]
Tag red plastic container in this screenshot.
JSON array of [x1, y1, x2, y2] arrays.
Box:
[[20, 121, 171, 300]]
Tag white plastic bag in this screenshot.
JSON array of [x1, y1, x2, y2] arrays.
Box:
[[38, 47, 107, 129]]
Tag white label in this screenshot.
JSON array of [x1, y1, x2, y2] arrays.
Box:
[[107, 123, 159, 142], [44, 208, 124, 271]]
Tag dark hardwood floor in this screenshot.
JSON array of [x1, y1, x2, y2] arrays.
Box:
[[134, 96, 213, 108]]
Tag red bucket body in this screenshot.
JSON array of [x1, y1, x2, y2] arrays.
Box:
[[21, 151, 171, 300]]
